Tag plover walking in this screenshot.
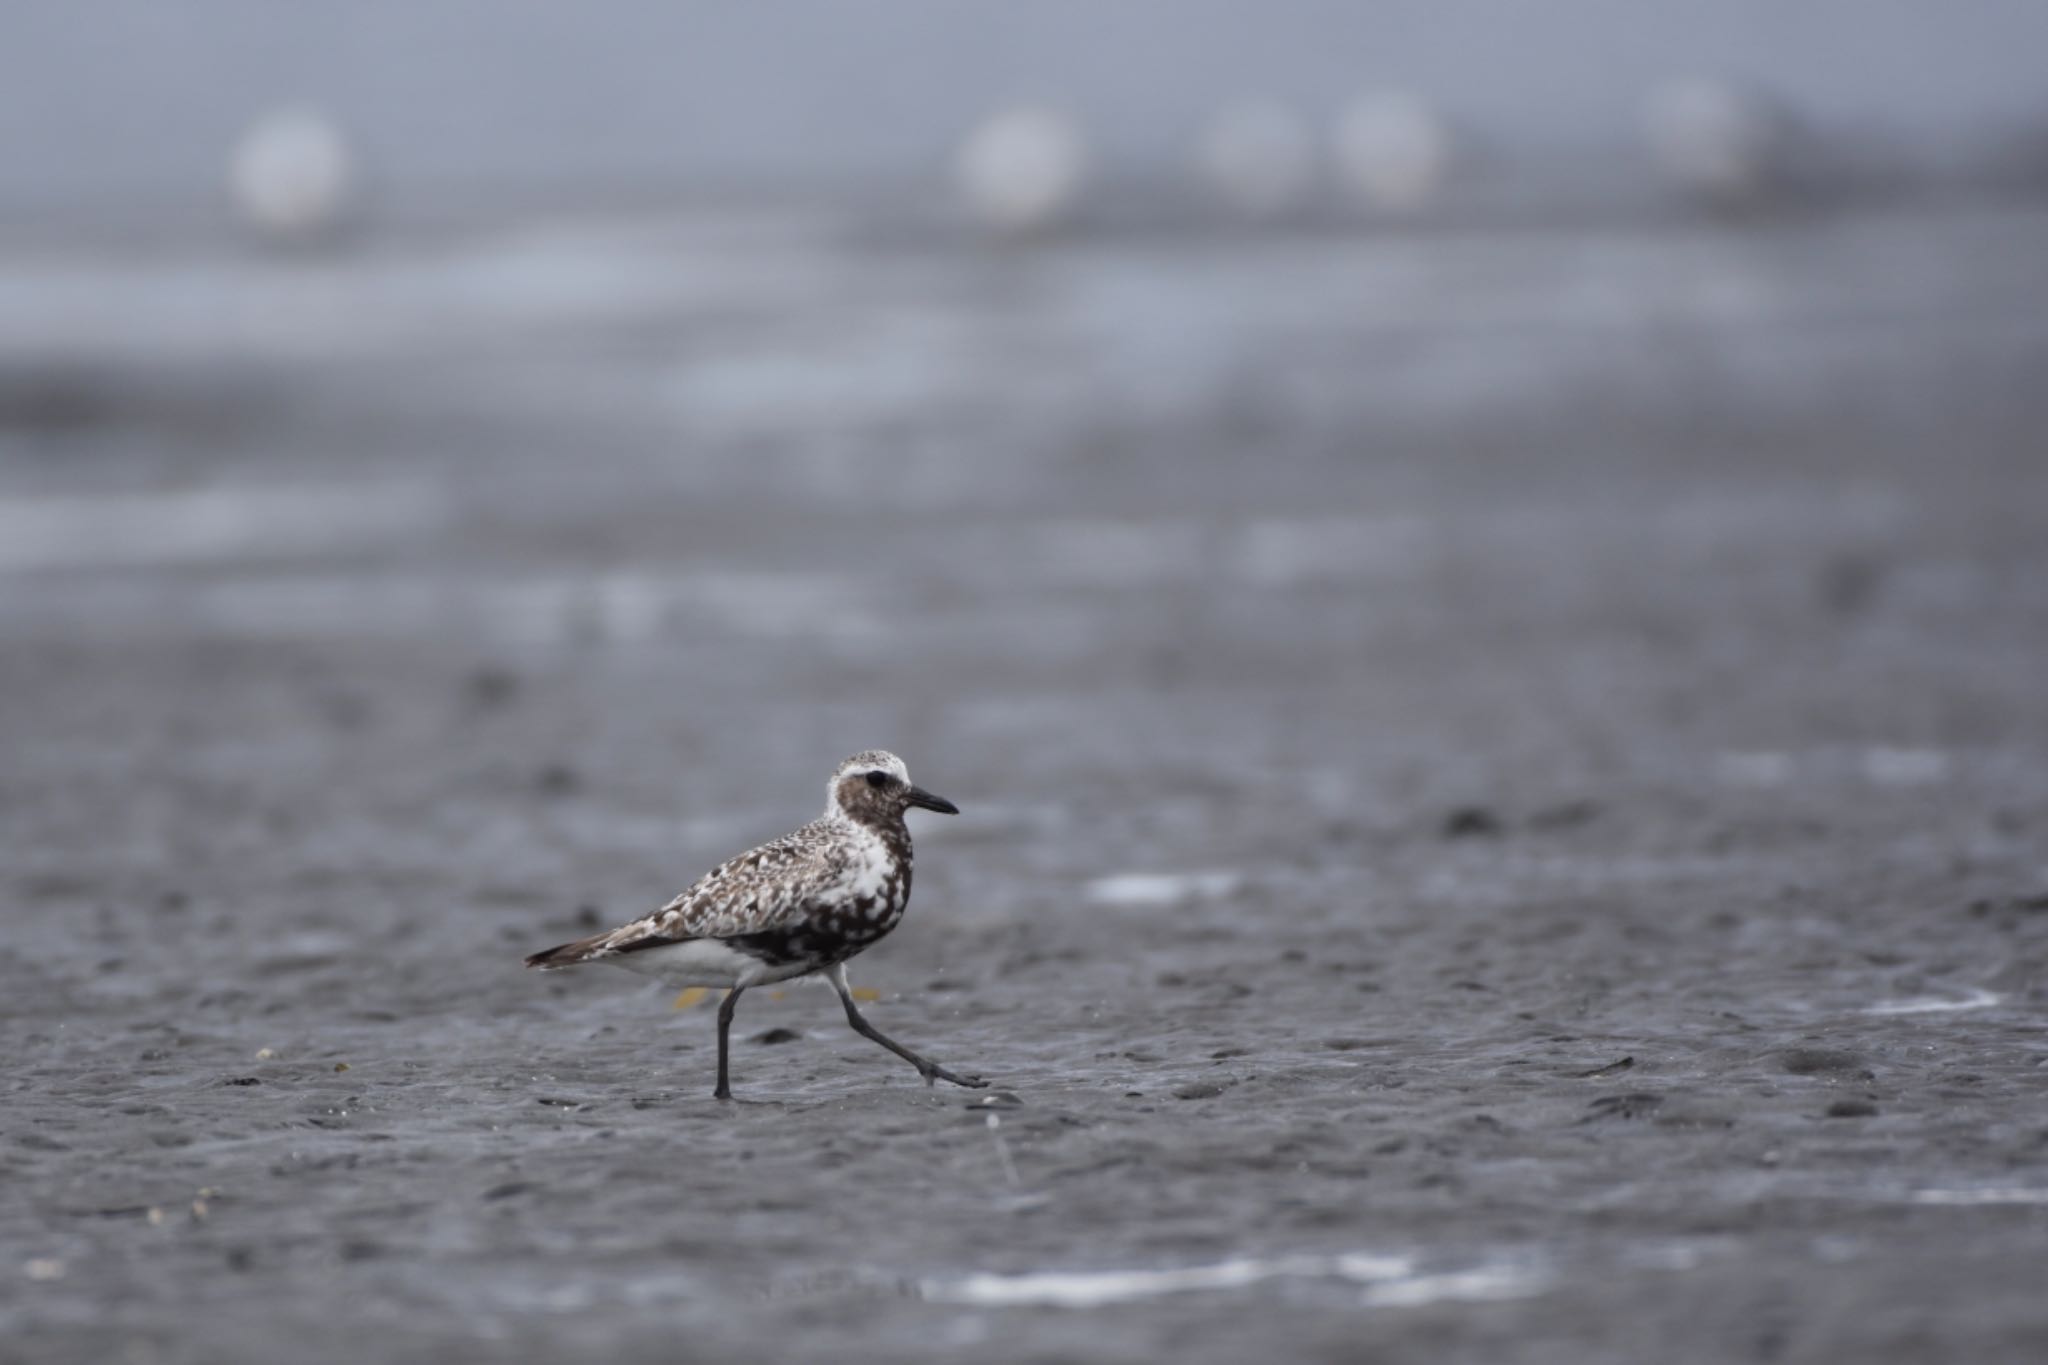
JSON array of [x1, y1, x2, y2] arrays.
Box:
[[525, 750, 986, 1099]]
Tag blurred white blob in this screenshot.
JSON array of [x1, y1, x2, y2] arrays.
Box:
[[229, 106, 358, 241], [927, 1253, 1417, 1309], [1333, 93, 1453, 213], [1198, 100, 1314, 219], [1715, 751, 1792, 786], [1860, 747, 1949, 785], [1864, 987, 2000, 1016], [1912, 1187, 2048, 1205], [1645, 79, 1786, 204], [955, 106, 1088, 234], [1085, 871, 1242, 906]]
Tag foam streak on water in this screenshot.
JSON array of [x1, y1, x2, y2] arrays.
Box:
[[1361, 1266, 1549, 1308], [1862, 988, 2000, 1016], [1085, 871, 1243, 906], [1911, 1188, 2048, 1206], [0, 484, 447, 571], [923, 1253, 1413, 1309]]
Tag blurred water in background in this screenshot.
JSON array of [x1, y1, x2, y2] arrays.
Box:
[[0, 1, 2040, 745], [1, 3, 2044, 666]]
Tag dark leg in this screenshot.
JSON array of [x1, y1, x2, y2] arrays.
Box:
[[714, 986, 746, 1100], [830, 968, 986, 1089]]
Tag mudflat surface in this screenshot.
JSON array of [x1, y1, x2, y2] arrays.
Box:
[[3, 203, 2048, 1363]]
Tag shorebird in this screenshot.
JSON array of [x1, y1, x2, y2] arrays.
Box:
[[525, 750, 986, 1100]]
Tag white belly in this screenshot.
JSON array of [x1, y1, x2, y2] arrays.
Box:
[[602, 939, 815, 989]]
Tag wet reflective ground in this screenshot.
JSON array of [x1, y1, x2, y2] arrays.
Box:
[[4, 202, 2047, 1362]]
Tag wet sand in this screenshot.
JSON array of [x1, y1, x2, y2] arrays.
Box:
[[3, 203, 2047, 1362]]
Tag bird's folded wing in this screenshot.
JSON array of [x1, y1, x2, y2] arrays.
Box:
[[600, 826, 848, 952]]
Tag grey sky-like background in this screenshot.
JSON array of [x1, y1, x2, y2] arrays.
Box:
[[6, 1, 2046, 224]]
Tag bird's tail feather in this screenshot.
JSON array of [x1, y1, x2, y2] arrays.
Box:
[[524, 933, 611, 969]]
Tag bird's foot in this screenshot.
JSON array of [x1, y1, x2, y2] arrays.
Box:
[[920, 1063, 989, 1089]]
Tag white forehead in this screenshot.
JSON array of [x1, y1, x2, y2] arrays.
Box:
[[835, 750, 910, 783]]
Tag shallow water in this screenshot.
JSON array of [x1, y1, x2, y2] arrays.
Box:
[[3, 203, 2047, 1363]]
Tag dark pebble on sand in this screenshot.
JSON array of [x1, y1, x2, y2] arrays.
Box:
[[1817, 553, 1884, 616], [1441, 806, 1503, 839], [753, 1028, 802, 1045], [460, 667, 520, 712], [535, 762, 580, 796], [1173, 1082, 1227, 1100]]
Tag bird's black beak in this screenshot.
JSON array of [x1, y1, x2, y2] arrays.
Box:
[[904, 786, 959, 815]]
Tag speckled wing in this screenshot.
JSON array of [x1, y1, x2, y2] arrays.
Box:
[[590, 822, 850, 955]]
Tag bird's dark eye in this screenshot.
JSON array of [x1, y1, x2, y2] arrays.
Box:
[[865, 770, 891, 788]]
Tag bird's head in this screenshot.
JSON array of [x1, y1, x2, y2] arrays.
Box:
[[828, 750, 958, 825]]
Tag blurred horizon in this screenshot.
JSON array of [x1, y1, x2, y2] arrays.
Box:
[[6, 0, 2048, 233]]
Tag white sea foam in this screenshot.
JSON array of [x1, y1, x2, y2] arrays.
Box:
[[1715, 751, 1793, 786], [1861, 747, 1951, 785], [1862, 987, 2000, 1016], [1362, 1265, 1548, 1307], [923, 1254, 1551, 1310], [0, 567, 874, 648], [0, 484, 447, 571], [1085, 871, 1243, 906], [922, 1253, 1413, 1309], [1910, 1188, 2048, 1206]]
